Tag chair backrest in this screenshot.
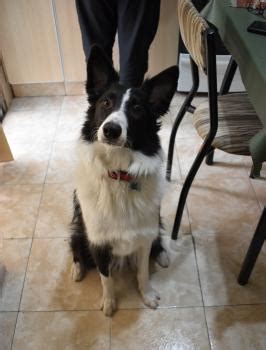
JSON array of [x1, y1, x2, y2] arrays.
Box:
[[177, 0, 209, 72]]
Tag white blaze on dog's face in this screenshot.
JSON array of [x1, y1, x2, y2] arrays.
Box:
[[82, 45, 179, 158], [97, 89, 131, 146]]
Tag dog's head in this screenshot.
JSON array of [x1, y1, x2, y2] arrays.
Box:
[[82, 45, 178, 157]]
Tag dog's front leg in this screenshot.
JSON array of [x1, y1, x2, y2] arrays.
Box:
[[137, 239, 160, 309], [91, 246, 116, 317]]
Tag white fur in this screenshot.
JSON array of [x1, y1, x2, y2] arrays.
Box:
[[137, 238, 160, 309], [97, 89, 131, 146], [75, 139, 164, 252], [128, 150, 164, 177], [75, 89, 166, 312], [100, 273, 116, 316], [71, 262, 84, 282], [156, 251, 169, 268]]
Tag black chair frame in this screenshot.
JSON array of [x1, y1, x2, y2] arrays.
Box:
[[238, 207, 266, 285], [166, 28, 238, 240]]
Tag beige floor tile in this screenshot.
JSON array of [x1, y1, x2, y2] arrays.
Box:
[[161, 181, 191, 235], [0, 142, 52, 185], [250, 178, 266, 210], [61, 95, 88, 111], [10, 96, 64, 112], [111, 308, 210, 350], [46, 142, 78, 184], [115, 236, 202, 309], [171, 92, 186, 107], [0, 312, 17, 350], [3, 110, 60, 143], [20, 238, 102, 311], [206, 305, 266, 350], [20, 236, 201, 312], [0, 185, 43, 238], [259, 162, 266, 179], [176, 137, 251, 180], [170, 93, 206, 108], [195, 233, 266, 306], [177, 113, 200, 139], [187, 178, 261, 237], [35, 184, 74, 238], [13, 311, 110, 350], [0, 239, 32, 311], [55, 108, 85, 142]]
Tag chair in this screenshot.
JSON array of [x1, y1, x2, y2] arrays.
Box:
[[167, 0, 263, 240], [238, 207, 266, 285]]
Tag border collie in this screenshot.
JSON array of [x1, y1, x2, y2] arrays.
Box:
[[70, 45, 178, 316]]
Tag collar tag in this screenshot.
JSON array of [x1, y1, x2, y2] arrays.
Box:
[[130, 181, 141, 191]]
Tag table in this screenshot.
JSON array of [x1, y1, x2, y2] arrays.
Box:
[[202, 0, 266, 173]]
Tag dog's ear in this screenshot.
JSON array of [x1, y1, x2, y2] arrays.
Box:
[[142, 66, 179, 117], [86, 45, 119, 103]]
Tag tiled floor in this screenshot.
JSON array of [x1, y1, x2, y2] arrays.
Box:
[[0, 94, 265, 350]]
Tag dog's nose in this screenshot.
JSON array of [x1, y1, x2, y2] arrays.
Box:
[[103, 122, 122, 139]]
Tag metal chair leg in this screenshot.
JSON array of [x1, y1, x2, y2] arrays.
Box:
[[166, 58, 199, 181], [220, 57, 237, 95], [205, 146, 215, 165], [170, 29, 219, 240], [171, 133, 217, 240], [250, 162, 262, 179], [166, 98, 192, 181], [238, 207, 266, 285]]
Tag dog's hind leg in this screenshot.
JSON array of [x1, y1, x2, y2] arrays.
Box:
[[150, 235, 169, 268], [70, 191, 95, 282], [70, 232, 89, 282]]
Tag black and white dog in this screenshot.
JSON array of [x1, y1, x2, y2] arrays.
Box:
[[70, 45, 178, 316]]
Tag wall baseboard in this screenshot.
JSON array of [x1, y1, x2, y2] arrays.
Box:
[[12, 82, 65, 96], [11, 82, 86, 96], [65, 81, 85, 95]]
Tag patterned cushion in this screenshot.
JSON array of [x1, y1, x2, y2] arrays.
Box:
[[177, 0, 209, 72], [193, 93, 263, 155]]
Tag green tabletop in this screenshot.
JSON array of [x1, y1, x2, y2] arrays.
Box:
[[203, 0, 266, 126]]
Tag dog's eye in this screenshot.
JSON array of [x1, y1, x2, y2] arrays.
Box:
[[133, 104, 142, 112], [102, 98, 112, 109]]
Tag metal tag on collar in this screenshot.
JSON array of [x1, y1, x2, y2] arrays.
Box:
[[130, 181, 141, 191]]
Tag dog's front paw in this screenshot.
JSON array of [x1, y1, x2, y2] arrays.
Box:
[[141, 285, 160, 309], [71, 262, 85, 282], [101, 297, 117, 317]]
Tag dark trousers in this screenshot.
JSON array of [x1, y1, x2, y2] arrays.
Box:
[[75, 0, 161, 87]]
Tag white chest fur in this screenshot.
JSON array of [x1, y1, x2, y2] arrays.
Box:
[[75, 140, 165, 255]]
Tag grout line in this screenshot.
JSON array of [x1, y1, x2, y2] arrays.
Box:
[[10, 196, 41, 349], [109, 318, 112, 350], [10, 103, 63, 350], [204, 302, 266, 308], [248, 177, 264, 210], [50, 0, 66, 95], [17, 305, 206, 313], [3, 302, 266, 315], [191, 235, 212, 350]]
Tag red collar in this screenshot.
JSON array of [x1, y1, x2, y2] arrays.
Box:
[[108, 170, 134, 182]]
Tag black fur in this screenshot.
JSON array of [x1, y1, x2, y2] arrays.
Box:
[[70, 191, 95, 270], [70, 45, 178, 278], [81, 44, 178, 156], [70, 192, 166, 277]]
